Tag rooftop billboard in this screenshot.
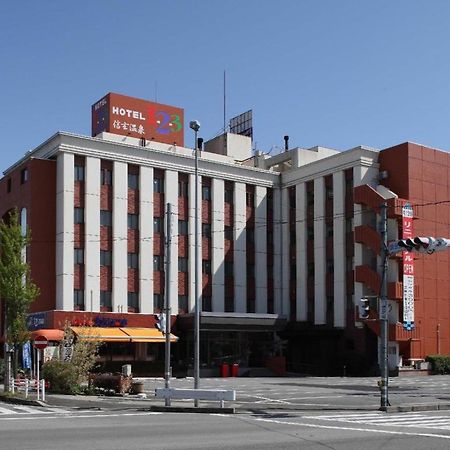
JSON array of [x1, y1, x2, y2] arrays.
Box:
[[91, 93, 184, 147]]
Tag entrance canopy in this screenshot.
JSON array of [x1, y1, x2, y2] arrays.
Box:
[[70, 327, 178, 343]]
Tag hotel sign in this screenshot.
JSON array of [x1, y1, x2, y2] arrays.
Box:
[[92, 92, 184, 146]]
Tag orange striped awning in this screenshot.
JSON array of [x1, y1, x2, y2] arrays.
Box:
[[121, 327, 178, 343], [30, 329, 65, 342], [70, 327, 178, 343]]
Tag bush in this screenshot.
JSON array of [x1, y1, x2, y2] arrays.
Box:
[[42, 360, 80, 394], [426, 355, 450, 374], [0, 358, 4, 381]]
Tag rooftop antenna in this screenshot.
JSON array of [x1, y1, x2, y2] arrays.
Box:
[[284, 135, 289, 152]]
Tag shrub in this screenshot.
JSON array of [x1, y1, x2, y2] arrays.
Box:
[[426, 355, 450, 374], [42, 360, 79, 394]]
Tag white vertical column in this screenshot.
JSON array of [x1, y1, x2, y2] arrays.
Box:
[[112, 161, 128, 313], [234, 182, 247, 313], [188, 173, 201, 312], [165, 170, 178, 315], [296, 182, 308, 321], [56, 152, 74, 310], [333, 171, 346, 328], [255, 186, 267, 313], [140, 166, 153, 313], [273, 187, 282, 314], [314, 177, 326, 324], [281, 188, 290, 317], [84, 157, 100, 312], [212, 178, 225, 312]]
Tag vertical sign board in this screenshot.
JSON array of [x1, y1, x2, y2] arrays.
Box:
[[92, 93, 184, 147], [402, 203, 415, 330]]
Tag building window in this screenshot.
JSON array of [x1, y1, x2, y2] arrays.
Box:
[[247, 228, 255, 244], [154, 293, 164, 311], [100, 250, 112, 266], [224, 188, 233, 203], [20, 168, 28, 184], [267, 265, 273, 280], [290, 263, 297, 280], [128, 292, 139, 312], [224, 225, 233, 241], [154, 177, 164, 193], [225, 297, 234, 312], [74, 290, 84, 310], [128, 214, 139, 229], [153, 255, 162, 271], [307, 226, 314, 240], [202, 223, 211, 238], [101, 169, 112, 185], [100, 291, 112, 310], [74, 207, 84, 224], [247, 263, 255, 278], [154, 217, 163, 233], [307, 191, 314, 206], [128, 253, 139, 269], [179, 220, 188, 236], [202, 296, 212, 312], [326, 223, 333, 238], [327, 259, 334, 274], [246, 192, 254, 207], [178, 295, 188, 313], [74, 248, 84, 264], [6, 178, 11, 193], [178, 257, 188, 273], [202, 185, 211, 201], [267, 231, 273, 246], [74, 165, 85, 181], [100, 210, 112, 226], [202, 260, 211, 274], [225, 261, 233, 277], [346, 256, 354, 272], [307, 262, 315, 278], [178, 180, 188, 197], [128, 173, 139, 189], [345, 218, 354, 234]]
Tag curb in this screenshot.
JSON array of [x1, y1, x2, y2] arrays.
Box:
[[382, 403, 450, 413], [0, 395, 47, 407], [149, 405, 235, 414]]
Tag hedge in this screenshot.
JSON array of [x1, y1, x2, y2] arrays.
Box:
[[426, 355, 450, 374]]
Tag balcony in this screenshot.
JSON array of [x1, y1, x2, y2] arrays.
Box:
[[388, 281, 420, 301], [355, 264, 381, 295], [354, 185, 384, 212], [389, 322, 421, 341], [354, 225, 381, 256]]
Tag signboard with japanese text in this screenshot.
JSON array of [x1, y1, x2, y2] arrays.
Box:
[[402, 203, 415, 329], [92, 93, 184, 147]]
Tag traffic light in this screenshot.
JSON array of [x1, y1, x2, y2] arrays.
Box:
[[358, 298, 370, 320], [390, 237, 450, 255], [155, 313, 166, 335]]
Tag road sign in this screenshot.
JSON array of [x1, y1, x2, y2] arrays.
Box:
[[33, 336, 48, 350]]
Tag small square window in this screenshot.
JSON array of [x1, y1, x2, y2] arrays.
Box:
[[74, 208, 84, 224], [21, 168, 28, 184], [154, 217, 163, 233], [225, 261, 233, 277], [101, 169, 112, 185], [74, 289, 84, 310], [100, 291, 112, 310], [178, 257, 188, 273], [179, 220, 188, 236], [128, 292, 139, 312], [153, 255, 162, 271], [74, 248, 84, 264], [154, 177, 164, 193], [100, 210, 112, 226], [224, 226, 233, 241], [202, 260, 211, 274], [128, 173, 139, 189], [128, 214, 139, 229], [202, 223, 211, 238], [128, 253, 139, 269], [74, 165, 85, 182], [100, 250, 112, 266], [153, 293, 164, 311], [224, 189, 233, 203], [178, 180, 188, 197], [202, 185, 211, 200]]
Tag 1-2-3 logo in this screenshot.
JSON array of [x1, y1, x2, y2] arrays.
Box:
[[154, 110, 182, 135]]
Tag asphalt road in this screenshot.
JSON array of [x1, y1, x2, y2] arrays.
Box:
[[1, 407, 450, 449]]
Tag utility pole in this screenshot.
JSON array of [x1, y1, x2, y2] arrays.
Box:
[[379, 202, 389, 409], [164, 202, 172, 406]]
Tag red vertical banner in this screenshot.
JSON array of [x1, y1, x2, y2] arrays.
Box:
[[402, 203, 414, 329]]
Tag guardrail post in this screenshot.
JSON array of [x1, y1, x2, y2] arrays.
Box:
[[25, 379, 29, 398], [10, 378, 15, 394], [41, 379, 45, 402]]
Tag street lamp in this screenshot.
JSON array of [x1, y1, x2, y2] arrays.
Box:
[[189, 120, 201, 406]]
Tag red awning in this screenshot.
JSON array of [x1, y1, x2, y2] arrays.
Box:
[[30, 329, 64, 342]]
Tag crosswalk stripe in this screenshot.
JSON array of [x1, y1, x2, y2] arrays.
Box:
[[0, 406, 19, 414], [12, 405, 46, 414]]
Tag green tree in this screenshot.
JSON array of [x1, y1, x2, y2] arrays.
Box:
[[0, 209, 40, 377]]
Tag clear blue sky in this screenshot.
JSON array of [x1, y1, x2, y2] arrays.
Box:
[[2, 0, 450, 172]]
